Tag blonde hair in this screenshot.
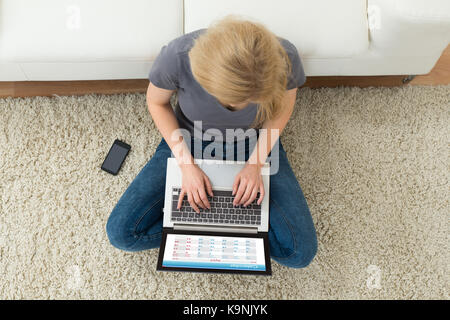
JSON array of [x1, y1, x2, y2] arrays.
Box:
[[188, 15, 292, 128]]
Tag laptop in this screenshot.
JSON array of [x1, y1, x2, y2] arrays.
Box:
[[157, 157, 272, 275]]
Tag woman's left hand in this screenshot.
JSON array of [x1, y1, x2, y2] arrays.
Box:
[[232, 162, 265, 207]]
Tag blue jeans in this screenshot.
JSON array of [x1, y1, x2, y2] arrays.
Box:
[[106, 137, 317, 268]]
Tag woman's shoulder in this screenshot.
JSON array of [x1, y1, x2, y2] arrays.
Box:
[[276, 37, 305, 88], [167, 28, 208, 56], [277, 36, 300, 58]]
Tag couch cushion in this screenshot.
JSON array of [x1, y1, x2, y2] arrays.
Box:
[[395, 0, 450, 22], [0, 0, 183, 62], [184, 0, 369, 58]]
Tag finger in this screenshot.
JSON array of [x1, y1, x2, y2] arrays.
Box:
[[257, 183, 265, 205], [177, 189, 185, 209], [232, 175, 241, 196], [187, 191, 200, 213], [203, 175, 214, 197], [192, 189, 205, 209], [239, 183, 254, 206], [244, 187, 258, 207], [233, 180, 247, 206], [197, 186, 210, 209]]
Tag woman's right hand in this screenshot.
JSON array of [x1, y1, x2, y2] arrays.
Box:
[[177, 163, 214, 213]]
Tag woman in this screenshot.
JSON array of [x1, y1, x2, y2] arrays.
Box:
[[106, 16, 317, 268]]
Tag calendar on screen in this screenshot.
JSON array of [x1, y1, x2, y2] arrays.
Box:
[[162, 234, 267, 271]]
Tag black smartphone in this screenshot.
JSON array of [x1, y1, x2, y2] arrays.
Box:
[[101, 139, 131, 175]]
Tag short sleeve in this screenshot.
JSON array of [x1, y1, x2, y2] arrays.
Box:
[[285, 42, 306, 90], [148, 41, 180, 90]]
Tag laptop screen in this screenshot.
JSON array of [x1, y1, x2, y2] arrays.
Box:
[[157, 230, 271, 275]]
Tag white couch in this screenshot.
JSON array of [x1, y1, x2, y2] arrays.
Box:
[[0, 0, 449, 81]]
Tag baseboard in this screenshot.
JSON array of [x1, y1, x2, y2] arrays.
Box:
[[0, 79, 149, 98]]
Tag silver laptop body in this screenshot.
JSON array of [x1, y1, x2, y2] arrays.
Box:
[[163, 157, 270, 234]]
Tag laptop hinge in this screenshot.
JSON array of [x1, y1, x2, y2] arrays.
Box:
[[173, 224, 258, 234]]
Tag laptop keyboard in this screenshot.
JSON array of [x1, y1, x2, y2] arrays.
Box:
[[170, 187, 262, 226]]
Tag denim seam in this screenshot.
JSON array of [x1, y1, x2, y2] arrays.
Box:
[[269, 197, 298, 260], [132, 196, 164, 239]]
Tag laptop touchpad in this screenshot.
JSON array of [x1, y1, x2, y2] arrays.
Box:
[[198, 161, 245, 188]]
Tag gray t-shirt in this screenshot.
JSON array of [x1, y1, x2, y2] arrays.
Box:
[[148, 28, 306, 142]]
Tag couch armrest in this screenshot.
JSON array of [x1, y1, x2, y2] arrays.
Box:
[[368, 0, 450, 57]]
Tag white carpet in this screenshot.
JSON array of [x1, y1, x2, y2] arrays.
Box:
[[0, 86, 448, 299]]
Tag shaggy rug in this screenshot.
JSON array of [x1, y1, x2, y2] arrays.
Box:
[[0, 85, 448, 299]]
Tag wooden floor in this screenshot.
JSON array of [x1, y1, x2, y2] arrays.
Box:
[[1, 46, 449, 98]]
